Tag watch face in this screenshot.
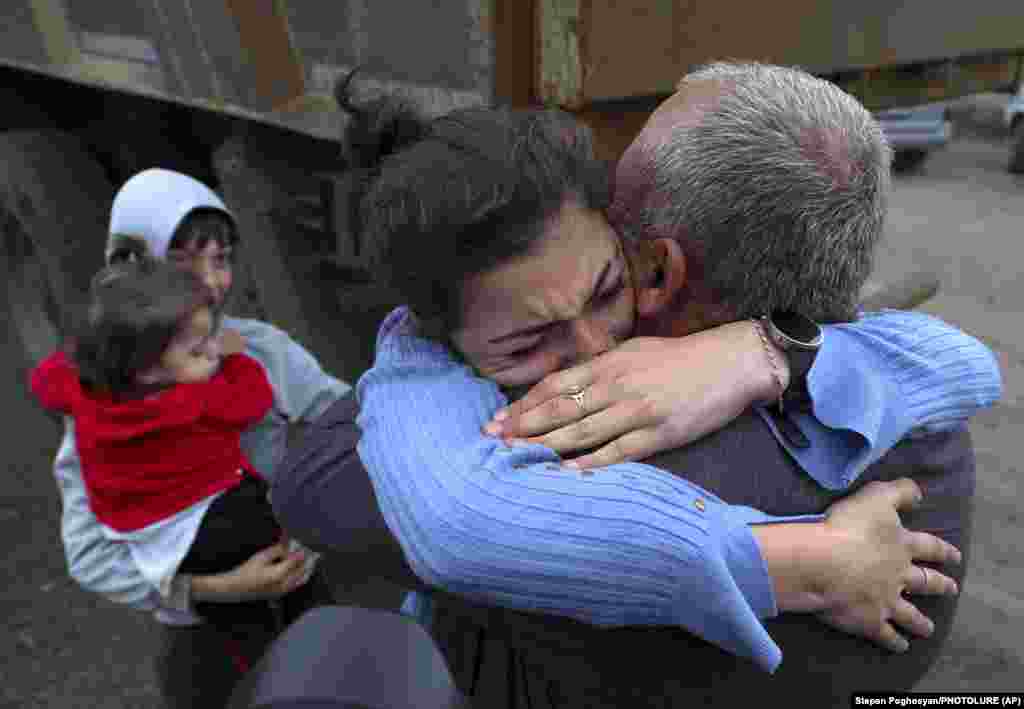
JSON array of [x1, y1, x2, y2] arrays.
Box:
[[773, 310, 821, 344]]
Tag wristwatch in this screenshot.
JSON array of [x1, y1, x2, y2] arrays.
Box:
[[760, 310, 823, 414]]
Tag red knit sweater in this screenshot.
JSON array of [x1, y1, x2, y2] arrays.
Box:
[[31, 351, 274, 532]]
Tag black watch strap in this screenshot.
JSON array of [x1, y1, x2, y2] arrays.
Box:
[[762, 310, 822, 428], [767, 345, 816, 450], [778, 347, 817, 413]]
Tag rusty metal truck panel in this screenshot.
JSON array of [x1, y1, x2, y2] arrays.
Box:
[[538, 0, 1024, 108], [4, 1, 1023, 147], [0, 0, 497, 143]]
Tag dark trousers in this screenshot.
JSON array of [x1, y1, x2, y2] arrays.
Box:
[[178, 474, 284, 630], [156, 475, 336, 709], [154, 567, 335, 709]]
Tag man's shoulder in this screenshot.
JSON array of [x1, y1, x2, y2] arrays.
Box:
[[641, 410, 826, 515], [309, 389, 360, 429], [644, 410, 783, 473], [863, 424, 976, 492], [639, 409, 976, 519]]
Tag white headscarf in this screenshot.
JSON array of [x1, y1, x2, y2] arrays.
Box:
[[106, 168, 235, 262]]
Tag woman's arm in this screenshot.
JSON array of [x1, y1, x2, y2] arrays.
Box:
[[277, 307, 958, 672], [56, 419, 312, 613], [55, 420, 165, 610], [752, 478, 958, 653], [488, 309, 1002, 485], [792, 308, 1001, 487]]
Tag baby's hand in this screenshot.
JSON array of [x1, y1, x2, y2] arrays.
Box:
[[219, 328, 246, 356], [191, 541, 310, 603]]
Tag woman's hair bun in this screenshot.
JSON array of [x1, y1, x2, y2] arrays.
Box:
[[334, 68, 429, 169]]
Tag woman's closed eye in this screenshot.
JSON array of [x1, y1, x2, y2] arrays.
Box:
[[596, 275, 624, 305]]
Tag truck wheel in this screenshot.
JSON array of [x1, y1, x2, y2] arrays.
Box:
[[0, 132, 111, 375], [1008, 119, 1024, 174]]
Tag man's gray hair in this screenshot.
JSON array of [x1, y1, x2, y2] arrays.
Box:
[[647, 62, 892, 322]]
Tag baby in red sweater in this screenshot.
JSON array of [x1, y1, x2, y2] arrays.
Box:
[[31, 260, 289, 631]]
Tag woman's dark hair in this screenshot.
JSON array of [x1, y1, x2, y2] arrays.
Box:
[[168, 208, 239, 257], [337, 71, 611, 338], [72, 261, 216, 394]]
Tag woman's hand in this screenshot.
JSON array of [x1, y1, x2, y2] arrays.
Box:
[[190, 539, 310, 603], [817, 479, 961, 650], [218, 328, 246, 357], [484, 321, 787, 468], [755, 478, 961, 652]]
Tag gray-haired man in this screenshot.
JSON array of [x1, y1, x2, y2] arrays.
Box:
[[275, 63, 999, 706], [440, 60, 988, 706]]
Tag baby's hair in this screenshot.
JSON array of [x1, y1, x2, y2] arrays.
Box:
[[168, 208, 239, 256], [72, 261, 217, 394]]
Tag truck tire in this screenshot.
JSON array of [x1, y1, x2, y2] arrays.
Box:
[[0, 90, 59, 134], [0, 131, 111, 376], [1008, 119, 1024, 174]]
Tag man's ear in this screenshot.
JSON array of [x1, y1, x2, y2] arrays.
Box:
[[631, 238, 686, 318]]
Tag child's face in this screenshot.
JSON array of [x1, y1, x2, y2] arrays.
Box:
[[166, 240, 233, 308], [159, 306, 222, 384]]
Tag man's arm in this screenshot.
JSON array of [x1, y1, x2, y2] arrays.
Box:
[[270, 392, 427, 593]]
